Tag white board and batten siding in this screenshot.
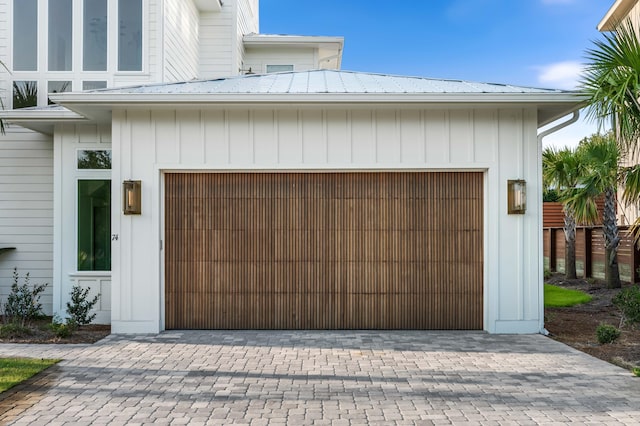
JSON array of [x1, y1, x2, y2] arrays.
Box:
[[54, 123, 113, 324], [103, 106, 543, 334], [0, 127, 54, 314]]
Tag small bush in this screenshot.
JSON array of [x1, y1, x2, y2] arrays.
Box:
[[596, 323, 621, 344], [66, 285, 100, 326], [49, 315, 75, 338], [0, 322, 33, 338], [544, 268, 552, 280], [3, 268, 48, 326], [633, 367, 640, 377], [612, 285, 640, 327]]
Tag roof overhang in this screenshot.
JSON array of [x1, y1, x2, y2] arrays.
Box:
[[0, 107, 88, 135], [598, 0, 637, 31], [243, 34, 344, 69], [194, 0, 223, 13], [44, 91, 586, 128], [244, 34, 344, 48]]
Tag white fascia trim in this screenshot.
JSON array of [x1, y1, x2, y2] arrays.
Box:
[[0, 109, 87, 121], [243, 35, 344, 48], [50, 92, 586, 105], [598, 0, 636, 31]]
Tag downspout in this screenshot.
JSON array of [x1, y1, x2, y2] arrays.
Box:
[[536, 110, 580, 336]]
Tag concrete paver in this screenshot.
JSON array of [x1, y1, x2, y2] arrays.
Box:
[[0, 331, 638, 425]]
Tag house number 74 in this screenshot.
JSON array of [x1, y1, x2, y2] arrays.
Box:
[[111, 234, 119, 241]]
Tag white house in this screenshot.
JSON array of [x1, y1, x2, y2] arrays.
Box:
[[1, 1, 584, 334], [0, 0, 342, 323]]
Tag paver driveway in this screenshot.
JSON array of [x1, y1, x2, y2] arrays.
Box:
[[0, 331, 639, 425]]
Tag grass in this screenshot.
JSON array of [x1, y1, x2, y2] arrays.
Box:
[[544, 284, 593, 308], [0, 358, 59, 393]]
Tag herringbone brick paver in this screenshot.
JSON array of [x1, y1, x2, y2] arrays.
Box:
[[0, 332, 639, 425]]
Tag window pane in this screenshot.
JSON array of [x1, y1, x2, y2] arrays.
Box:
[[78, 180, 111, 271], [13, 0, 38, 71], [13, 81, 38, 109], [83, 0, 107, 71], [118, 0, 142, 71], [266, 65, 294, 73], [48, 81, 71, 105], [83, 81, 107, 90], [49, 0, 73, 71], [78, 150, 112, 169]]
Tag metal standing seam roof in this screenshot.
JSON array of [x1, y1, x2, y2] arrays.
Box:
[[80, 70, 570, 96]]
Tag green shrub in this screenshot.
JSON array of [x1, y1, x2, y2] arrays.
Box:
[[0, 322, 33, 338], [544, 268, 552, 280], [66, 285, 100, 326], [633, 367, 640, 377], [596, 323, 621, 344], [612, 285, 640, 326], [49, 315, 75, 338], [3, 268, 48, 326]]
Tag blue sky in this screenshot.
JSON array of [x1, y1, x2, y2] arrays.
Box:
[[260, 0, 614, 148]]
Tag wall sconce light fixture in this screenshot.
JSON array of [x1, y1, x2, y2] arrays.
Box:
[[507, 179, 526, 214], [123, 180, 142, 215]]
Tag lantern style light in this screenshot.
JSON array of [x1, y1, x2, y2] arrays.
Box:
[[507, 179, 526, 215], [123, 180, 142, 215]]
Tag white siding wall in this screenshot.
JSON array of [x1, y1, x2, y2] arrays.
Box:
[[54, 123, 112, 324], [0, 127, 53, 314], [106, 106, 543, 334], [163, 0, 199, 82], [243, 47, 317, 73], [0, 0, 9, 107], [234, 0, 258, 74], [199, 5, 234, 78]]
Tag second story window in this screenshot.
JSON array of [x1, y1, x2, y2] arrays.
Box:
[[266, 65, 294, 73], [13, 0, 38, 71], [83, 0, 108, 71], [118, 0, 142, 71], [49, 0, 73, 71], [48, 81, 71, 104], [13, 81, 38, 109]]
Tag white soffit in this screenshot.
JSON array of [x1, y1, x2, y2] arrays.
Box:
[[194, 0, 223, 12], [243, 34, 344, 49], [598, 0, 637, 31]]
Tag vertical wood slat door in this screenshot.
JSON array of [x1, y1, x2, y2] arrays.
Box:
[[165, 172, 483, 330]]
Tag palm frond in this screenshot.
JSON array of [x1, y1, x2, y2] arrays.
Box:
[[581, 19, 640, 154]]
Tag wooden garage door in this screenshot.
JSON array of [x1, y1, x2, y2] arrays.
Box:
[[165, 172, 483, 330]]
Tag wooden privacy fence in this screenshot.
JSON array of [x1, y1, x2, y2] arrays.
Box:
[[543, 226, 640, 283]]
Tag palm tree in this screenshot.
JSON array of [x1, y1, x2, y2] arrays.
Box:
[[542, 146, 584, 279], [567, 133, 621, 289], [581, 18, 640, 153]]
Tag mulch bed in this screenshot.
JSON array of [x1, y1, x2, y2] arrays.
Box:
[[0, 318, 110, 344], [545, 273, 640, 370]]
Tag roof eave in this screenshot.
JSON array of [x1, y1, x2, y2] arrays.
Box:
[[598, 0, 637, 31], [243, 35, 345, 49], [50, 92, 585, 105]]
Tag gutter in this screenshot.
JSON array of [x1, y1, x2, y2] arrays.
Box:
[[49, 92, 586, 106], [536, 109, 580, 336]]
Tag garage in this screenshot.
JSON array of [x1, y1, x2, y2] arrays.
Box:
[[165, 171, 483, 330]]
